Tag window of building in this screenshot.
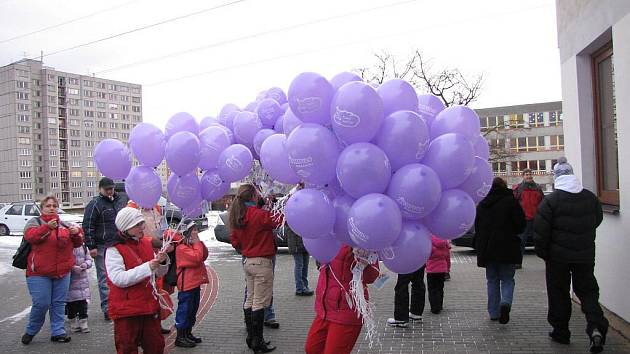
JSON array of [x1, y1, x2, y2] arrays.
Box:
[[120, 95, 129, 102], [51, 182, 59, 189], [98, 131, 107, 138], [109, 103, 119, 110], [69, 119, 79, 126], [17, 103, 29, 111], [19, 137, 31, 144], [50, 149, 57, 157], [19, 148, 31, 156], [96, 111, 106, 118], [121, 105, 129, 111], [97, 102, 106, 109], [17, 114, 29, 122], [132, 106, 141, 113], [70, 140, 81, 147], [72, 160, 81, 168], [20, 160, 32, 167], [84, 111, 94, 117], [86, 150, 93, 157], [69, 129, 80, 137], [17, 81, 28, 88], [68, 78, 79, 85], [592, 42, 619, 205], [84, 120, 94, 128], [71, 192, 83, 198], [19, 171, 31, 178], [50, 171, 59, 178], [491, 162, 507, 174], [110, 123, 118, 129], [18, 126, 30, 134], [16, 92, 29, 100], [71, 171, 82, 178], [48, 107, 57, 114], [132, 96, 141, 103], [109, 93, 118, 101], [69, 108, 79, 116], [84, 100, 94, 107], [132, 87, 140, 94], [68, 88, 79, 95], [20, 182, 33, 190], [48, 117, 57, 124], [85, 141, 94, 147], [509, 114, 525, 128], [83, 90, 93, 97], [549, 135, 564, 150], [111, 132, 119, 139], [110, 113, 119, 120], [96, 82, 106, 89], [97, 121, 107, 128]]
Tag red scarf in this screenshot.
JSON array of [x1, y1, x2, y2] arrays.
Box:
[[40, 213, 60, 224]]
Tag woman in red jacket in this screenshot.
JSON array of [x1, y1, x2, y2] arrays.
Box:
[[305, 245, 380, 354], [229, 184, 280, 353], [21, 195, 83, 345], [174, 219, 209, 348], [425, 236, 451, 314]]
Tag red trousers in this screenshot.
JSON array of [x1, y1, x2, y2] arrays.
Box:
[[305, 317, 362, 354], [113, 315, 165, 354]]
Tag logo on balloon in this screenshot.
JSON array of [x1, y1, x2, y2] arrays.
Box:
[[418, 103, 438, 116], [380, 247, 395, 260], [296, 97, 322, 114], [333, 107, 361, 128], [395, 196, 424, 215], [459, 222, 472, 232], [415, 139, 429, 160], [289, 156, 313, 169], [296, 170, 311, 178], [226, 156, 243, 171], [348, 217, 368, 243], [476, 182, 491, 197], [209, 174, 223, 187], [259, 106, 276, 121]]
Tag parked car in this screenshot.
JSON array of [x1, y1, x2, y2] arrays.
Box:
[[451, 226, 535, 249], [0, 202, 83, 236], [213, 211, 287, 248], [157, 196, 209, 232]]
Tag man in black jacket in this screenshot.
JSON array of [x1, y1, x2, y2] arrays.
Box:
[[82, 177, 127, 321], [534, 157, 607, 353]]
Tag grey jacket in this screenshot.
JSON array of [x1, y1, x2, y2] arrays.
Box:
[[286, 225, 307, 254]]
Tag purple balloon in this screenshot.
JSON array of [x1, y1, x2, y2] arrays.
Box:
[[457, 157, 493, 203], [244, 101, 258, 112], [417, 94, 446, 128], [167, 172, 202, 210], [200, 169, 230, 201], [218, 125, 234, 144], [165, 131, 200, 176], [217, 144, 253, 182], [218, 104, 240, 125], [200, 116, 220, 131], [331, 81, 384, 144], [165, 112, 199, 140], [285, 189, 335, 239], [374, 110, 430, 171], [422, 133, 475, 189], [347, 193, 402, 250], [332, 194, 357, 247], [330, 72, 362, 92], [256, 98, 283, 128], [282, 108, 302, 135], [377, 79, 419, 117], [387, 164, 442, 220], [286, 123, 339, 185], [224, 110, 240, 132], [306, 177, 344, 201], [431, 105, 481, 140], [265, 87, 288, 105], [336, 143, 391, 199], [253, 129, 276, 156], [288, 72, 334, 125], [260, 134, 300, 184], [233, 111, 262, 146], [94, 139, 131, 180], [129, 123, 165, 168], [424, 189, 476, 240], [280, 103, 289, 112], [198, 126, 231, 171], [303, 233, 342, 264], [273, 114, 285, 133], [473, 135, 490, 160], [124, 166, 162, 209], [379, 222, 432, 274], [183, 202, 203, 218]]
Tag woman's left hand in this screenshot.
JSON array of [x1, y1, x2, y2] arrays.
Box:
[[163, 244, 174, 253], [68, 225, 80, 235]]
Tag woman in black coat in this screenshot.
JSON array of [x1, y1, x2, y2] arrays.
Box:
[[474, 177, 526, 324]]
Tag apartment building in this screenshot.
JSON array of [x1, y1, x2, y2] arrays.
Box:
[[475, 101, 564, 191], [0, 59, 142, 208]]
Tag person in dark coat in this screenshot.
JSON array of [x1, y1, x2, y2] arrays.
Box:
[[286, 224, 313, 296], [475, 177, 526, 324], [534, 157, 608, 353]]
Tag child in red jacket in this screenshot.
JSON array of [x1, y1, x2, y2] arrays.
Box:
[[425, 236, 451, 314], [174, 220, 209, 348]]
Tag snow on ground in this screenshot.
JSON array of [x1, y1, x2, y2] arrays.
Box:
[[0, 306, 31, 324], [0, 236, 22, 276]]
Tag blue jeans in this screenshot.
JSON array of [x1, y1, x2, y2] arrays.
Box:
[[519, 220, 534, 258], [95, 245, 110, 315], [293, 253, 310, 293], [242, 255, 276, 321], [175, 287, 201, 329], [26, 274, 71, 336], [486, 263, 516, 318]]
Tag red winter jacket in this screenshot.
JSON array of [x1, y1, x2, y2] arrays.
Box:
[[230, 206, 280, 258], [426, 236, 450, 274], [24, 215, 84, 278], [176, 242, 209, 292], [314, 245, 379, 326], [107, 236, 160, 320], [513, 182, 545, 220]]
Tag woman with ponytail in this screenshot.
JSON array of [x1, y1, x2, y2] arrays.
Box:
[[229, 184, 280, 353]]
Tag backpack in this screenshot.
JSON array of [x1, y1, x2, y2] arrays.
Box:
[[12, 218, 42, 269]]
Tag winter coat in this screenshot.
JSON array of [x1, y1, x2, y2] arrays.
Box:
[[83, 193, 127, 250], [230, 206, 280, 258], [24, 215, 84, 278], [426, 236, 450, 274], [67, 245, 93, 302], [286, 225, 307, 254], [533, 175, 603, 263], [513, 182, 545, 221], [314, 245, 379, 326], [176, 241, 209, 292], [475, 186, 526, 267]]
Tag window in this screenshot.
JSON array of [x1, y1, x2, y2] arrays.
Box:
[[549, 135, 564, 149], [20, 160, 31, 167], [492, 162, 507, 174], [97, 112, 106, 118], [85, 131, 94, 138], [19, 148, 31, 156], [109, 93, 118, 101], [48, 107, 57, 114], [50, 149, 58, 157], [592, 42, 619, 205], [17, 114, 29, 122], [111, 132, 119, 139], [97, 121, 107, 128], [110, 113, 119, 120], [110, 123, 118, 129], [83, 90, 93, 97], [83, 80, 93, 87], [68, 78, 79, 85], [17, 103, 29, 111], [120, 95, 129, 102], [70, 150, 81, 157], [50, 159, 57, 167], [87, 160, 94, 167], [72, 160, 81, 168], [68, 88, 79, 95], [50, 171, 59, 178], [85, 141, 94, 147], [47, 74, 55, 82], [19, 171, 31, 178], [87, 171, 96, 177], [132, 106, 141, 113], [17, 81, 28, 88], [71, 171, 82, 178], [20, 182, 33, 190], [16, 92, 29, 100], [96, 82, 106, 89], [121, 114, 130, 121], [98, 131, 107, 138], [18, 126, 30, 134], [71, 181, 83, 188], [96, 92, 106, 99], [48, 117, 57, 124], [5, 205, 23, 215], [121, 105, 129, 111], [47, 84, 56, 92], [84, 120, 94, 128], [527, 113, 545, 127], [549, 111, 563, 126], [84, 100, 94, 107], [70, 119, 79, 126], [86, 150, 93, 157], [70, 140, 81, 147], [84, 111, 94, 117], [132, 115, 141, 122], [70, 129, 80, 137], [21, 194, 32, 201], [16, 69, 28, 77], [97, 102, 106, 109], [19, 137, 31, 144], [509, 114, 525, 128], [71, 192, 83, 198], [69, 108, 79, 116], [132, 96, 141, 103], [51, 182, 59, 189], [132, 87, 141, 94], [48, 128, 57, 136], [119, 86, 129, 92], [109, 103, 119, 110]]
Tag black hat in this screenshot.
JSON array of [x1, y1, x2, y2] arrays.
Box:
[[99, 177, 115, 189], [179, 219, 197, 238]]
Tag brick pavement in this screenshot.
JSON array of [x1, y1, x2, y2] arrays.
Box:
[[1, 235, 629, 354]]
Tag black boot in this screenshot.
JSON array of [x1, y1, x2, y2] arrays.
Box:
[[244, 308, 254, 349], [186, 328, 202, 344], [251, 309, 276, 353], [174, 328, 196, 348]]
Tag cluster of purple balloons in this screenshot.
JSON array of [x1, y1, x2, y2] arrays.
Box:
[[274, 71, 492, 274]]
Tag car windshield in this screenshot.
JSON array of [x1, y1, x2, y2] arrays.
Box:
[[56, 208, 66, 214]]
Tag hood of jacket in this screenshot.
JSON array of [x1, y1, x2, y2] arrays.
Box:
[[554, 175, 583, 194], [479, 187, 513, 208]]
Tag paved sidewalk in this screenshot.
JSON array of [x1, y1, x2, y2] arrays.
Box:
[[1, 235, 629, 353]]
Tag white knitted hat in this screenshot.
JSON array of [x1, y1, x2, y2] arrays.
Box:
[[115, 207, 145, 232]]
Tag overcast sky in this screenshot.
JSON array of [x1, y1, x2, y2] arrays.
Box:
[[0, 0, 561, 127]]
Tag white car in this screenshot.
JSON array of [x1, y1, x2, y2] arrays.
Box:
[[0, 202, 83, 236]]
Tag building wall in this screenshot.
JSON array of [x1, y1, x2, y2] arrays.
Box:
[[556, 0, 630, 322]]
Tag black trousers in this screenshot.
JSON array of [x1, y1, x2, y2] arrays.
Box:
[[545, 261, 609, 339], [427, 273, 446, 313], [393, 266, 425, 321], [66, 299, 88, 319]]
